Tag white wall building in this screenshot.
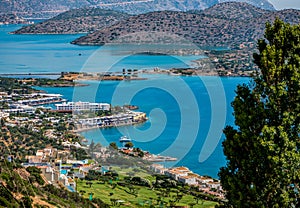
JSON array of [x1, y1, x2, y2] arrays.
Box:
[[164, 167, 192, 180], [207, 181, 222, 190], [3, 104, 35, 114], [178, 175, 197, 185], [55, 102, 110, 111], [150, 164, 167, 174], [196, 176, 214, 184]]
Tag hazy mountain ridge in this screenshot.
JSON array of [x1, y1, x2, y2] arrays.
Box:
[[94, 0, 219, 14], [218, 0, 274, 11], [12, 8, 131, 34], [71, 2, 300, 47], [0, 0, 274, 18], [191, 2, 269, 19]]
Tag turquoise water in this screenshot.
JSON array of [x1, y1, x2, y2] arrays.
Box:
[[0, 25, 203, 74], [0, 24, 250, 178], [37, 76, 248, 178], [60, 169, 68, 175], [0, 25, 98, 73]]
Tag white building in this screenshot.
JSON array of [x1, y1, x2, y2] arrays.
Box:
[[17, 96, 63, 106], [3, 104, 35, 114], [150, 164, 167, 174], [196, 176, 214, 184], [55, 102, 110, 111], [178, 175, 197, 185], [164, 167, 192, 180], [207, 181, 222, 190]]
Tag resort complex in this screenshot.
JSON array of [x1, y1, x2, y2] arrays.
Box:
[[55, 101, 110, 112]]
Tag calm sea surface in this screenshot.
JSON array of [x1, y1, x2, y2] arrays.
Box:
[[0, 24, 250, 178]]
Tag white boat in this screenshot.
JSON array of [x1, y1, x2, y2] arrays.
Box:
[[119, 136, 131, 143]]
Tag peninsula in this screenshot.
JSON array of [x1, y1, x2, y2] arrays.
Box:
[[12, 8, 131, 34], [71, 2, 300, 48]]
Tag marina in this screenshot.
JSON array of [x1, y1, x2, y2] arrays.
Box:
[[76, 111, 147, 129]]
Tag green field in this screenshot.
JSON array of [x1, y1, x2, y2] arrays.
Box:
[[76, 166, 218, 208], [77, 181, 217, 207]]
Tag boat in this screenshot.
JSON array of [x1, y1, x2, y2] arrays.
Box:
[[119, 136, 131, 143], [81, 138, 88, 143], [123, 104, 139, 110]]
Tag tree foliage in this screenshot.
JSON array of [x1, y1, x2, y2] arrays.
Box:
[[219, 18, 300, 207], [109, 142, 118, 150], [125, 142, 134, 149]]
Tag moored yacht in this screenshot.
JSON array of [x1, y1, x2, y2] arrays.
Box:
[[119, 136, 131, 143]]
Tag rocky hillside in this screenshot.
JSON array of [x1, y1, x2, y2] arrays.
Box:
[[0, 161, 109, 207], [0, 0, 274, 18], [12, 8, 131, 34], [71, 2, 300, 47]]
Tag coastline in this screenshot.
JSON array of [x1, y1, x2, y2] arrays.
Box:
[[57, 70, 252, 83], [36, 83, 89, 87], [74, 119, 147, 133]]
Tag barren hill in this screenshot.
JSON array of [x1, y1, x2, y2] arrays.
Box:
[[192, 1, 269, 19], [12, 8, 131, 34], [71, 2, 300, 48], [0, 0, 274, 18]]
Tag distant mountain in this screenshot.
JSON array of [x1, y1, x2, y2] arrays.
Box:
[[94, 0, 220, 14], [0, 0, 274, 18], [96, 0, 275, 14], [71, 2, 300, 48], [219, 0, 274, 11], [12, 8, 131, 34], [191, 1, 269, 19]]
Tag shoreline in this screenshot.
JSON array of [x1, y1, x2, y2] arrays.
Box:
[[37, 83, 89, 87], [58, 70, 252, 82], [1, 70, 252, 82], [74, 120, 146, 133]]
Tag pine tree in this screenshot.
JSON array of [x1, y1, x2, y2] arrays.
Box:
[[219, 18, 300, 207]]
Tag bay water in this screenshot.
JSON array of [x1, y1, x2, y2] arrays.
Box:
[[0, 24, 250, 178]]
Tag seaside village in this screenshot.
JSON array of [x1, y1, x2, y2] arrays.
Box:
[[0, 84, 224, 200], [18, 146, 223, 199]]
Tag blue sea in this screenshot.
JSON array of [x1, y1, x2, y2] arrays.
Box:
[[0, 24, 250, 178]]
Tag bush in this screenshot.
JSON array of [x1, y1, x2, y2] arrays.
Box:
[[0, 196, 13, 208]]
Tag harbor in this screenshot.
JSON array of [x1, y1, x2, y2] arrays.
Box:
[[75, 110, 147, 129]]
